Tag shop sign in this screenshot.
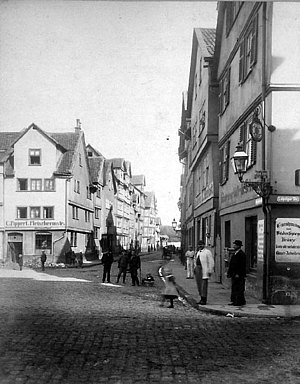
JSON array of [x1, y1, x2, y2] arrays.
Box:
[[275, 218, 300, 262], [6, 220, 65, 229], [271, 195, 300, 204], [257, 220, 264, 262]]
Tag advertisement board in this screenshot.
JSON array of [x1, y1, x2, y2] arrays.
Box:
[[275, 218, 300, 262]]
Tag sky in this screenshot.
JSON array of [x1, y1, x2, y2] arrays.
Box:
[[0, 0, 217, 226]]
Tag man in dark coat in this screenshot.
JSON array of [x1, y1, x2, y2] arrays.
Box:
[[116, 251, 129, 284], [227, 240, 247, 306], [129, 252, 141, 286], [41, 251, 47, 271], [101, 251, 114, 283]]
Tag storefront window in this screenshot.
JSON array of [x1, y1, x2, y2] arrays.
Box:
[[36, 233, 52, 253]]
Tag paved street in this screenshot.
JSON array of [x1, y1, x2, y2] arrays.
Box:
[[0, 252, 299, 384]]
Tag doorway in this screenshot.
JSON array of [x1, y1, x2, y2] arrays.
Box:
[[7, 233, 23, 262], [245, 216, 258, 272]]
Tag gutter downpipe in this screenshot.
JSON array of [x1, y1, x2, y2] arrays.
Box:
[[52, 177, 70, 263], [261, 2, 271, 304]]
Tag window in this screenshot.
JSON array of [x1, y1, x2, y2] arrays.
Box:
[[36, 233, 52, 253], [70, 232, 77, 247], [77, 180, 80, 193], [17, 178, 28, 191], [79, 153, 82, 167], [199, 110, 206, 134], [31, 179, 42, 191], [17, 207, 27, 219], [219, 68, 230, 114], [219, 141, 230, 185], [85, 211, 90, 223], [30, 207, 41, 218], [194, 72, 198, 99], [240, 122, 257, 168], [226, 1, 243, 35], [86, 186, 91, 200], [43, 206, 54, 219], [29, 149, 41, 165], [95, 208, 100, 219], [94, 226, 100, 239], [239, 14, 258, 83], [44, 179, 55, 191], [72, 206, 79, 220], [96, 187, 101, 198]]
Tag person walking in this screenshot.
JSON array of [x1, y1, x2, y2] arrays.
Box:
[[116, 251, 129, 284], [129, 251, 141, 286], [18, 254, 23, 271], [41, 250, 47, 271], [227, 240, 247, 306], [194, 240, 214, 305], [102, 250, 114, 283], [160, 271, 179, 308], [185, 245, 195, 279]]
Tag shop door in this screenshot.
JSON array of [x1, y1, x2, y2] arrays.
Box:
[[245, 216, 257, 272], [7, 233, 23, 262]]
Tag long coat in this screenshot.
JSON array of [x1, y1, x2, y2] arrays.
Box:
[[195, 248, 214, 279], [227, 249, 247, 278]]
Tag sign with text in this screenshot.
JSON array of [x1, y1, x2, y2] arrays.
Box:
[[6, 220, 65, 229], [257, 220, 264, 262], [275, 218, 300, 262]]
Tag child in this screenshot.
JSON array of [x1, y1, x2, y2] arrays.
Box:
[[161, 273, 179, 308]]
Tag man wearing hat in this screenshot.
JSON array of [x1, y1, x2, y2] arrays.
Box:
[[194, 240, 214, 305], [227, 240, 247, 306]]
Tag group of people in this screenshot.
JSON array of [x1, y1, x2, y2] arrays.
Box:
[[184, 239, 247, 307], [101, 249, 141, 286]]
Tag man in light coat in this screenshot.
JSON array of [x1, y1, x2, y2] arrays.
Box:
[[194, 240, 214, 305], [185, 245, 195, 279]]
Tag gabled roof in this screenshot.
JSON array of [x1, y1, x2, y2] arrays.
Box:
[[86, 144, 104, 158], [131, 174, 146, 186], [88, 156, 105, 185], [187, 28, 216, 116], [0, 124, 82, 176]]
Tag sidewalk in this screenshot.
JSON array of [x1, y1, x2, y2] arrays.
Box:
[[164, 256, 300, 319]]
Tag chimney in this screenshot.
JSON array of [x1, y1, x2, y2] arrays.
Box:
[[75, 119, 81, 133]]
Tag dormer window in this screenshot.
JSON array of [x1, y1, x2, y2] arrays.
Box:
[[29, 149, 41, 165]]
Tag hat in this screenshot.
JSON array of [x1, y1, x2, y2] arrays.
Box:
[[233, 240, 243, 247], [198, 240, 205, 246]]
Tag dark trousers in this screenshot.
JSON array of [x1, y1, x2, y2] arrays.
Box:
[[130, 269, 139, 286], [41, 261, 45, 271], [102, 264, 112, 283], [231, 277, 246, 305], [117, 267, 127, 283], [194, 266, 208, 298]]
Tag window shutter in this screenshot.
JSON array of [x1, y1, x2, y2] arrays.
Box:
[[225, 141, 230, 180], [250, 14, 258, 67], [219, 79, 223, 114], [239, 123, 246, 149], [219, 148, 224, 184], [239, 41, 245, 83], [225, 68, 231, 107]]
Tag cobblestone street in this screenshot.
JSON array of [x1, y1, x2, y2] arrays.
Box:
[[0, 253, 299, 384]]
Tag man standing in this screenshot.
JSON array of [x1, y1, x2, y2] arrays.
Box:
[[102, 250, 114, 283], [185, 245, 195, 279], [194, 240, 214, 305], [41, 250, 47, 271], [129, 251, 141, 286], [227, 240, 247, 306], [116, 251, 129, 284]]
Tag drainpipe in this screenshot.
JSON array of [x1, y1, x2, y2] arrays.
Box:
[[52, 177, 70, 262]]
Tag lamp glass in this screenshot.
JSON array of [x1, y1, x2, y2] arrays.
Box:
[[172, 219, 177, 229]]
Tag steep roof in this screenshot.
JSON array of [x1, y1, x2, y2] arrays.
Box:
[[88, 156, 105, 185], [187, 27, 216, 116]]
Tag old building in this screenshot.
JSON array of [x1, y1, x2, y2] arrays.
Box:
[[178, 27, 220, 277], [0, 121, 95, 264], [215, 1, 300, 303]]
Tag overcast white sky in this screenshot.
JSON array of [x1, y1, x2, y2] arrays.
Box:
[[0, 0, 217, 225]]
